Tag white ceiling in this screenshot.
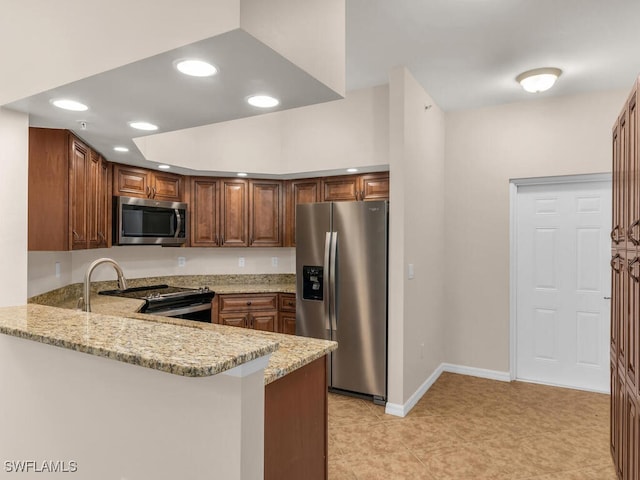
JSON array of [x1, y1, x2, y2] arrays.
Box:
[[5, 0, 640, 169], [346, 0, 640, 111]]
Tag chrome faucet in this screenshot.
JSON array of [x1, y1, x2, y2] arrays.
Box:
[[82, 258, 128, 312]]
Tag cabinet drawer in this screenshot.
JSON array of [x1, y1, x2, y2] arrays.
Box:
[[219, 294, 278, 312], [279, 294, 296, 312]]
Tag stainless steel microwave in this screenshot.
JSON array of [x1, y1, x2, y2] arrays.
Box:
[[114, 196, 187, 246]]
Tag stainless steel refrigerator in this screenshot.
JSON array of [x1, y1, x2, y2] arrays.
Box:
[[296, 200, 388, 404]]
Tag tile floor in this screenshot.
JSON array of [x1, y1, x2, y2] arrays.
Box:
[[328, 372, 616, 480]]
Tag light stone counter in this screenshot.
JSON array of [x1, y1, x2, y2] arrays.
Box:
[[24, 274, 336, 384]]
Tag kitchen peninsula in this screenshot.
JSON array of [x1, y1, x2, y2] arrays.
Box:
[[0, 278, 336, 480]]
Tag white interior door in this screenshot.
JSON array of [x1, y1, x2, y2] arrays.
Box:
[[516, 180, 611, 392]]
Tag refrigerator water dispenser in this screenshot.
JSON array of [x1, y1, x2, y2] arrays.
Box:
[[302, 266, 323, 301]]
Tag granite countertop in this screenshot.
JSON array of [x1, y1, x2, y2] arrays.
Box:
[[22, 274, 337, 384]]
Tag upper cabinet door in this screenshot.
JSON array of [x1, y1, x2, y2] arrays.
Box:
[[69, 137, 89, 250], [220, 179, 248, 247], [321, 175, 359, 202], [190, 178, 220, 247], [113, 164, 151, 198], [249, 180, 283, 247], [360, 173, 389, 201], [86, 150, 102, 249], [285, 179, 320, 247], [152, 172, 182, 201]]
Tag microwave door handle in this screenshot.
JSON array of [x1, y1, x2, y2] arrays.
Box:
[[174, 209, 182, 238]]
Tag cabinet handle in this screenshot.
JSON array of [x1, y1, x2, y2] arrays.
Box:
[[355, 191, 359, 201], [629, 220, 640, 246], [246, 301, 252, 306], [152, 187, 157, 198], [72, 230, 80, 240], [629, 257, 640, 283], [610, 225, 623, 244], [215, 234, 219, 246], [361, 190, 365, 201], [220, 235, 224, 245], [250, 236, 254, 245], [247, 313, 253, 328], [98, 232, 106, 242], [611, 254, 622, 273], [145, 186, 151, 197]]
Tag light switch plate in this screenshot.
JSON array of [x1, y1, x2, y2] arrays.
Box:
[[408, 263, 415, 279], [178, 256, 186, 267], [238, 257, 245, 268]]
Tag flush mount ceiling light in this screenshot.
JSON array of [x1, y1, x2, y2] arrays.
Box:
[[158, 164, 171, 170], [129, 121, 158, 131], [51, 99, 88, 111], [175, 59, 218, 77], [247, 95, 279, 108], [113, 146, 129, 153], [346, 168, 359, 173], [516, 67, 562, 93], [237, 172, 248, 177]]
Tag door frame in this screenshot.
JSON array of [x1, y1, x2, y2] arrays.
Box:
[[509, 172, 612, 383]]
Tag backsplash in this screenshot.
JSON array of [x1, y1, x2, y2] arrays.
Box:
[[28, 246, 296, 297]]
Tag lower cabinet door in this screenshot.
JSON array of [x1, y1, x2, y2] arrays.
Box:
[[251, 312, 277, 332], [219, 313, 247, 328], [280, 313, 296, 335]]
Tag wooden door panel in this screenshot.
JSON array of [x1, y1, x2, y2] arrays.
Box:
[[219, 313, 248, 328], [360, 173, 389, 201], [626, 390, 639, 480], [251, 312, 277, 332], [220, 180, 248, 247], [98, 158, 111, 248], [250, 181, 282, 247], [280, 313, 296, 335], [629, 253, 640, 391], [190, 178, 219, 247], [153, 173, 182, 201], [219, 294, 278, 313], [286, 179, 320, 246], [113, 165, 149, 198], [69, 138, 89, 250], [321, 176, 359, 202]]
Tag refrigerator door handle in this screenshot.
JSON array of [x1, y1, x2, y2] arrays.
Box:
[[329, 231, 338, 331], [324, 232, 332, 332]]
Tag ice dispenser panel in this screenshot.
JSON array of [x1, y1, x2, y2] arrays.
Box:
[[302, 266, 323, 301]]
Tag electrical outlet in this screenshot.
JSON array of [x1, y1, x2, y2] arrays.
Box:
[[55, 262, 61, 278], [408, 263, 415, 279], [271, 257, 278, 267], [178, 256, 186, 267], [238, 257, 245, 268]]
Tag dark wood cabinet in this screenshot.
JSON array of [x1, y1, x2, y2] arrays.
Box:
[[279, 293, 297, 335], [611, 77, 640, 480], [28, 128, 111, 251], [219, 179, 249, 247], [285, 179, 320, 247], [189, 178, 221, 247], [321, 172, 389, 202], [249, 180, 283, 247], [113, 164, 182, 201], [214, 293, 278, 332]]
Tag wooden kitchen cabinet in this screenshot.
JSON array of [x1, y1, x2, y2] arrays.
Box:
[[279, 293, 297, 335], [214, 293, 278, 332], [284, 179, 320, 247], [189, 177, 221, 247], [321, 172, 389, 202], [249, 180, 283, 247], [219, 179, 249, 247], [113, 164, 182, 201], [29, 128, 111, 251], [611, 77, 640, 480]]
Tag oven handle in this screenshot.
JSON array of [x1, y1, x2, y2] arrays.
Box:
[[148, 303, 212, 317]]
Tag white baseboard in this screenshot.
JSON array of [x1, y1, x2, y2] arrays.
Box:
[[442, 363, 511, 382], [384, 362, 510, 417]]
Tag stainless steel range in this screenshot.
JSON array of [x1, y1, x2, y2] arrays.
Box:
[[99, 284, 215, 322]]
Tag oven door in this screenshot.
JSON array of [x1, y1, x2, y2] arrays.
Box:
[[148, 303, 212, 323]]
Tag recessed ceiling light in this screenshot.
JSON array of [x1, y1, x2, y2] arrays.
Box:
[[158, 164, 171, 170], [51, 99, 88, 111], [176, 59, 218, 77], [113, 146, 129, 153], [237, 172, 248, 177], [347, 168, 359, 173], [516, 68, 562, 93], [129, 121, 158, 131], [247, 95, 279, 108]]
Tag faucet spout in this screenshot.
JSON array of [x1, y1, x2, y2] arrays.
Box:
[[83, 258, 128, 312]]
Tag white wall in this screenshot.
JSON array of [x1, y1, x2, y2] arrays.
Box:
[[388, 68, 446, 406], [28, 247, 295, 297], [444, 88, 628, 373], [0, 108, 28, 306], [135, 85, 389, 175]]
